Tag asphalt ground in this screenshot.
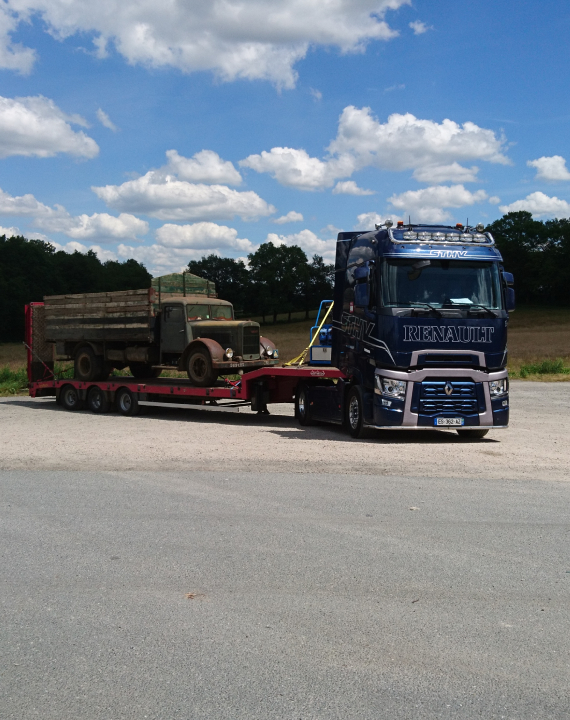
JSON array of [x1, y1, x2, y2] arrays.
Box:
[[1, 383, 569, 719]]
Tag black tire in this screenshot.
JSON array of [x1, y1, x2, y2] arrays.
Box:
[[86, 385, 110, 414], [129, 363, 162, 379], [187, 349, 217, 387], [346, 386, 370, 439], [74, 346, 103, 382], [115, 387, 140, 416], [60, 384, 83, 411], [295, 382, 314, 426], [456, 428, 489, 439]]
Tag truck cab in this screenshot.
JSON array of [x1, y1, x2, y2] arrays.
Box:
[[299, 222, 514, 438], [158, 296, 278, 386]]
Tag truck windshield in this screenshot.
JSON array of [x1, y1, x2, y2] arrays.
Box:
[[187, 304, 210, 320], [210, 305, 233, 320], [381, 259, 502, 309]]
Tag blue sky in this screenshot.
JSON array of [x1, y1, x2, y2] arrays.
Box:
[[0, 0, 569, 274]]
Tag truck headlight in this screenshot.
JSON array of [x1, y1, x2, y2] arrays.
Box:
[[265, 347, 274, 357], [225, 348, 234, 360], [489, 378, 508, 396], [376, 375, 407, 398]]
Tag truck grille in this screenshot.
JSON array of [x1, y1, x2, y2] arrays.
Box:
[[419, 380, 478, 415], [242, 325, 260, 358]]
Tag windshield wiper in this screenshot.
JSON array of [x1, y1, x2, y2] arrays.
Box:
[[408, 302, 442, 317], [467, 303, 498, 318]]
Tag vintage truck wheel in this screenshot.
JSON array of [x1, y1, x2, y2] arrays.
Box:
[[74, 346, 103, 382], [456, 428, 489, 439], [86, 385, 110, 414], [60, 384, 83, 411], [187, 349, 217, 387], [129, 363, 162, 379]]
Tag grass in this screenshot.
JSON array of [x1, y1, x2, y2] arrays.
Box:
[[2, 305, 569, 393]]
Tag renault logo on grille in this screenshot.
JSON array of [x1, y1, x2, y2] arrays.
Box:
[[444, 382, 453, 396]]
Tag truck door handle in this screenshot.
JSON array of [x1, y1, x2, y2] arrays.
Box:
[[179, 329, 185, 333]]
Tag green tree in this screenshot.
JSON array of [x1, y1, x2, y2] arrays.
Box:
[[188, 255, 250, 313]]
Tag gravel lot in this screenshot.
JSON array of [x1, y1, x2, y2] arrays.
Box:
[[0, 381, 568, 480]]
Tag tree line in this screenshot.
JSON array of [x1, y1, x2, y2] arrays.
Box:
[[1, 211, 569, 341]]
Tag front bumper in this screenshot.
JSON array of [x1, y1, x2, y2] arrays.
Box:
[[372, 367, 509, 429], [212, 358, 280, 373]]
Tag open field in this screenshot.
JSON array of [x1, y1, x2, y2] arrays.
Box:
[[1, 306, 569, 395]]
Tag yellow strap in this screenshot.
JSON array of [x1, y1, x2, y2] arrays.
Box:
[[283, 302, 334, 367]]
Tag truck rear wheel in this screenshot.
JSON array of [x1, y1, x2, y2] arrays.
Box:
[[115, 387, 140, 416], [346, 386, 371, 439], [295, 382, 314, 426], [60, 384, 83, 411], [74, 346, 103, 382], [187, 349, 217, 387], [129, 363, 162, 379], [456, 429, 489, 439]]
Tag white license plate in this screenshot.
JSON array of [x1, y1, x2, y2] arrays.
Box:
[[435, 417, 464, 427]]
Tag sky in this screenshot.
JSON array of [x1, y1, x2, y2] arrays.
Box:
[[0, 0, 570, 275]]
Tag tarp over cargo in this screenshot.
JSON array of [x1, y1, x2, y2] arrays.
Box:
[[151, 272, 216, 301]]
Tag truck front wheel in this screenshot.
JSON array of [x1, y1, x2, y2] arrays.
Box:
[[187, 349, 217, 387], [346, 386, 371, 439], [456, 428, 489, 439]]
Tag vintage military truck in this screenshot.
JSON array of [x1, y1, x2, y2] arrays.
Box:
[[44, 272, 279, 387]]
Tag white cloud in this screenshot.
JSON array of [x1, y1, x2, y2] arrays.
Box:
[[36, 212, 149, 243], [240, 147, 352, 190], [0, 5, 35, 73], [310, 88, 322, 101], [413, 162, 479, 184], [0, 0, 409, 88], [527, 155, 570, 182], [0, 187, 53, 216], [265, 228, 335, 261], [329, 107, 510, 173], [164, 149, 242, 185], [489, 195, 501, 205], [355, 212, 400, 229], [96, 108, 118, 132], [51, 240, 119, 262], [0, 224, 20, 237], [0, 95, 99, 158], [388, 185, 488, 223], [409, 20, 432, 35], [92, 172, 275, 221], [155, 222, 255, 252], [332, 180, 375, 195], [273, 210, 304, 224], [384, 83, 405, 92], [242, 106, 509, 191], [117, 243, 214, 276], [499, 192, 570, 217]]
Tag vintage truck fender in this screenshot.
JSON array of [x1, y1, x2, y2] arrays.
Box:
[[179, 337, 226, 370], [259, 335, 277, 358]]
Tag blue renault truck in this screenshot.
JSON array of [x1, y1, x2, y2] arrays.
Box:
[[295, 221, 515, 439]]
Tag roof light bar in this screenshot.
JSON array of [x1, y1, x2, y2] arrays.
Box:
[[399, 231, 492, 244]]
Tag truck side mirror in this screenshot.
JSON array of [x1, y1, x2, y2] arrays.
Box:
[[506, 287, 515, 312], [502, 271, 514, 286], [353, 265, 369, 281]]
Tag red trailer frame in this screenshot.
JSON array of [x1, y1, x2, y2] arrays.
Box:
[[25, 302, 346, 415]]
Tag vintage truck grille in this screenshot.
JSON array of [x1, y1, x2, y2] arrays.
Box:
[[242, 325, 260, 358]]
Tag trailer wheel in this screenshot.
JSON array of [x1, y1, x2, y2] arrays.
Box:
[[346, 386, 370, 439], [60, 384, 83, 411], [115, 387, 140, 416], [129, 363, 162, 379], [74, 346, 103, 382], [295, 382, 315, 426], [86, 385, 110, 414], [456, 428, 489, 439], [187, 349, 217, 387]]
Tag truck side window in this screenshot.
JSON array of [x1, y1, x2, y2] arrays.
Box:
[[164, 306, 184, 323]]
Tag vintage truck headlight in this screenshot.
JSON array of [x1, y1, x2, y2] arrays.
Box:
[[489, 378, 508, 396], [265, 347, 274, 357], [375, 375, 407, 398], [225, 348, 234, 360]]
